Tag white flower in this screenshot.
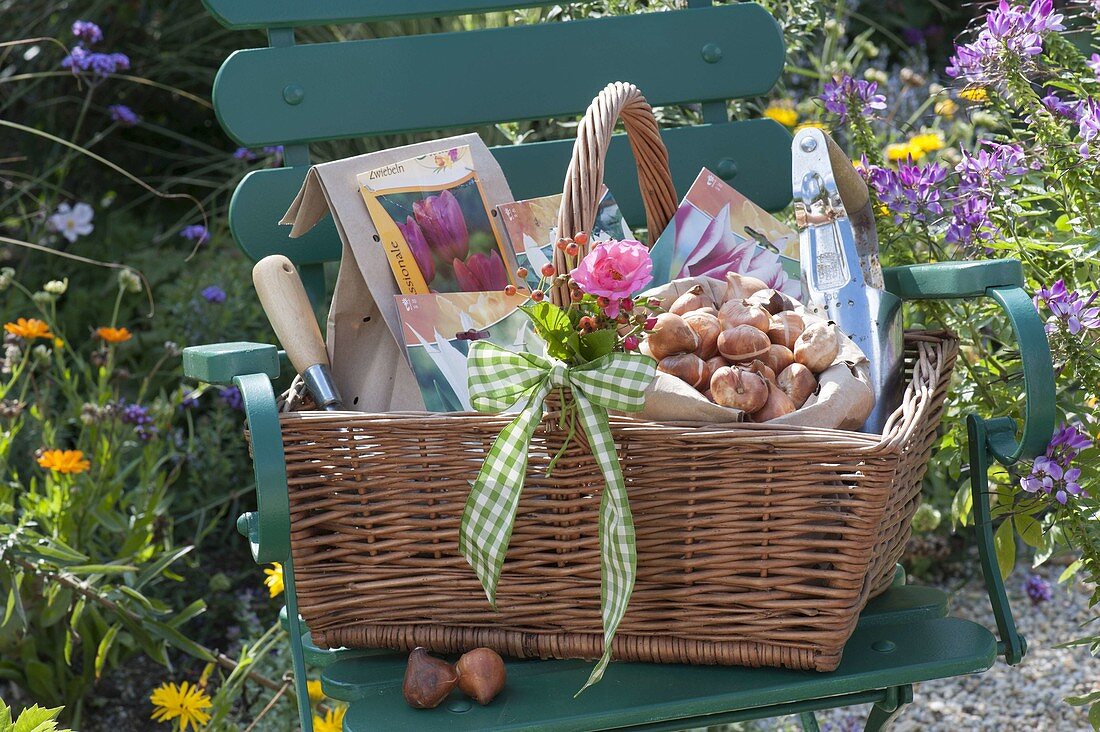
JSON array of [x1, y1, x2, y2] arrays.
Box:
[[0, 268, 14, 291], [118, 268, 142, 293], [43, 278, 68, 295], [47, 202, 94, 243]]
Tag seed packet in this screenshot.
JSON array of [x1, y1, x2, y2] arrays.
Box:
[[394, 291, 539, 412], [647, 168, 802, 297], [496, 187, 632, 289], [358, 145, 515, 295]]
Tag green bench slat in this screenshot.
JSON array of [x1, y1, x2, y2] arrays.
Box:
[[212, 5, 784, 145], [203, 0, 554, 29], [320, 585, 955, 703], [227, 120, 792, 265], [327, 614, 995, 731]]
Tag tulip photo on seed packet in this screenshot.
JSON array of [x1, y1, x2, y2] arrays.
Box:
[[358, 145, 515, 295], [647, 168, 803, 298]]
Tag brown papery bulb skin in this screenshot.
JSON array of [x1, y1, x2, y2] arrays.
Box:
[[794, 322, 840, 373], [693, 306, 720, 319], [669, 286, 714, 316], [750, 381, 797, 422], [658, 353, 709, 390], [717, 325, 771, 363], [763, 344, 795, 376], [705, 355, 730, 376], [778, 363, 817, 408], [767, 312, 805, 350], [647, 313, 700, 361], [717, 300, 770, 332], [455, 647, 507, 706], [746, 288, 795, 316], [724, 271, 769, 303], [684, 311, 721, 360], [748, 359, 777, 386], [710, 366, 769, 412], [403, 648, 459, 709]]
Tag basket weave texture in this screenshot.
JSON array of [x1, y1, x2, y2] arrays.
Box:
[[278, 331, 956, 672]]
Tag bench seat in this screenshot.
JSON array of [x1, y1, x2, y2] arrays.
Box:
[[313, 585, 994, 731]]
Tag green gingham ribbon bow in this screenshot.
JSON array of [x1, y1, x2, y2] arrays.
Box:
[[460, 340, 655, 692]]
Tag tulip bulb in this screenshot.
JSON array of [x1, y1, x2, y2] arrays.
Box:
[[748, 359, 777, 386], [794, 322, 840, 373], [778, 363, 817, 408], [403, 648, 459, 709], [455, 648, 506, 706], [718, 300, 770, 332], [746, 288, 796, 316], [658, 353, 709, 390], [684, 311, 721, 360], [763, 344, 795, 376], [767, 312, 805, 350], [717, 325, 771, 363], [710, 366, 769, 412], [750, 381, 797, 422], [646, 313, 700, 360], [724, 271, 768, 303], [669, 285, 714, 316]]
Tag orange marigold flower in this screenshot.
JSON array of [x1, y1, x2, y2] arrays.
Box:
[[95, 326, 132, 343], [4, 318, 53, 340], [37, 449, 90, 475]]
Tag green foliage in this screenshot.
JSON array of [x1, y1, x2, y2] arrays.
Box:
[[0, 698, 72, 732]]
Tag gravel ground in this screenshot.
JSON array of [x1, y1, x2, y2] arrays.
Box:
[[807, 561, 1099, 732]]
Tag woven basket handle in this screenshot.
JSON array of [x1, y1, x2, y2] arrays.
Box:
[[552, 82, 677, 306]]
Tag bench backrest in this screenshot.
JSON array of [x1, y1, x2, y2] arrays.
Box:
[[207, 0, 791, 301]]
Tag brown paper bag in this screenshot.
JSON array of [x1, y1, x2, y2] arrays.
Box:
[[280, 134, 515, 412], [636, 276, 875, 430]]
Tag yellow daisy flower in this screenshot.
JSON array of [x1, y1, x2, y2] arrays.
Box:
[[909, 132, 944, 153], [307, 679, 325, 704], [884, 142, 925, 162], [959, 87, 988, 103], [37, 449, 90, 475], [934, 98, 958, 118], [95, 326, 132, 343], [263, 563, 284, 597], [762, 102, 798, 127], [4, 317, 53, 340], [150, 681, 213, 732], [313, 706, 347, 732]]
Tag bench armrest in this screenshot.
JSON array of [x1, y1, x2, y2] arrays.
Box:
[[183, 343, 289, 564], [885, 260, 1055, 463]]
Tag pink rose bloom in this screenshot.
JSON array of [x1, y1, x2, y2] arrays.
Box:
[[570, 239, 653, 318]]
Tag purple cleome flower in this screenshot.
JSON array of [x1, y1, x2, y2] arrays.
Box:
[[180, 394, 200, 410], [180, 224, 209, 244], [201, 285, 227, 304], [819, 75, 886, 123], [233, 147, 257, 161], [119, 400, 157, 441], [1075, 98, 1100, 157], [1024, 574, 1052, 604], [219, 386, 244, 410], [864, 158, 948, 224], [72, 20, 104, 44], [1035, 280, 1100, 334], [1019, 419, 1092, 503], [108, 104, 139, 126], [1040, 91, 1077, 119], [944, 142, 1032, 249], [1089, 53, 1100, 81], [947, 0, 1064, 84], [61, 45, 130, 79], [263, 145, 285, 166]]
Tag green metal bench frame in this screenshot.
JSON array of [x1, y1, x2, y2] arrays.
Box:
[[184, 3, 1056, 730]]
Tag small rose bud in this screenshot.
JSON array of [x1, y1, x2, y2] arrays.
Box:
[[571, 290, 583, 302], [579, 316, 596, 332], [621, 298, 635, 312], [644, 317, 657, 331], [565, 242, 580, 257], [556, 238, 569, 250], [616, 314, 629, 324], [646, 297, 663, 310], [531, 290, 545, 302], [540, 263, 556, 278], [573, 231, 589, 246], [516, 267, 528, 279], [623, 335, 640, 351], [504, 285, 517, 296], [597, 296, 611, 308]]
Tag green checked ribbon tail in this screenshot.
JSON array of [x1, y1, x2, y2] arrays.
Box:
[[461, 341, 655, 692]]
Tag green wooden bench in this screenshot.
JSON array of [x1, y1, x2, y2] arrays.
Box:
[[183, 2, 1057, 730]]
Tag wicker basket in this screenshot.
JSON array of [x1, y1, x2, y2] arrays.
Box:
[[275, 83, 959, 673]]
